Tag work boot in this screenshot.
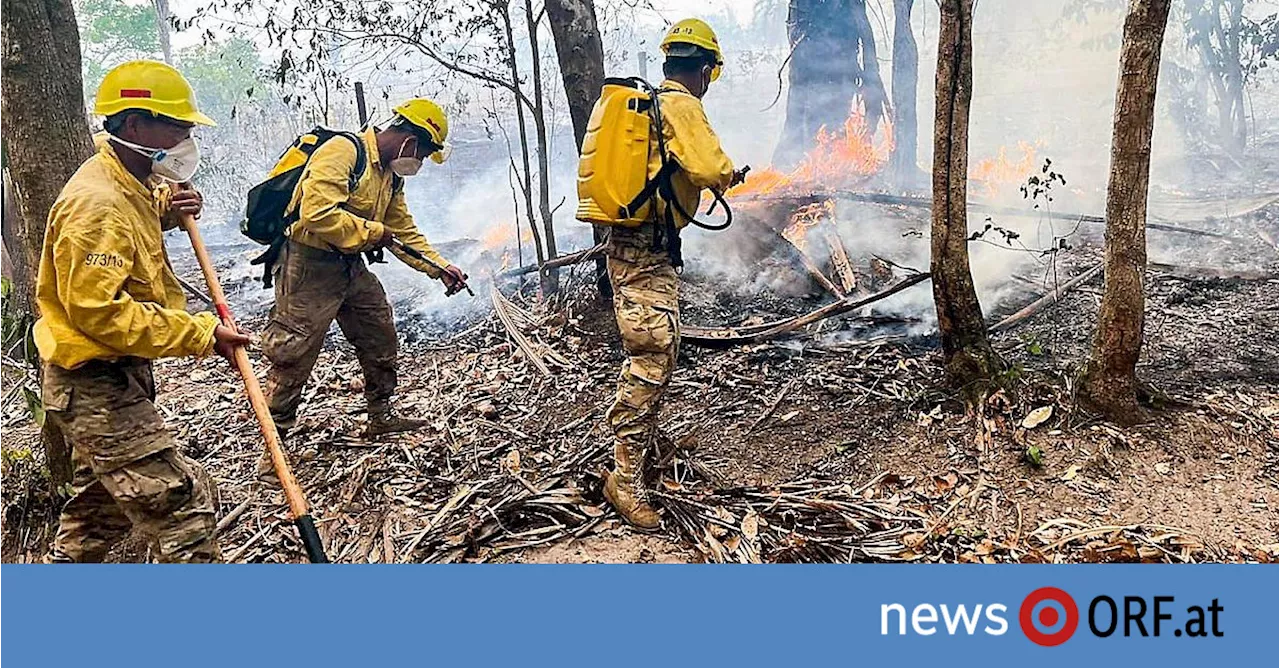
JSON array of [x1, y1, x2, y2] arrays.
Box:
[[602, 442, 661, 530], [366, 409, 429, 438]]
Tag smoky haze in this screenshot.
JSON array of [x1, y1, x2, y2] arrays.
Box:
[[177, 0, 1276, 334]]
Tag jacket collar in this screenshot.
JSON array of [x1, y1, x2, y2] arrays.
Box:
[[97, 138, 158, 201], [660, 79, 694, 96], [362, 126, 383, 172]]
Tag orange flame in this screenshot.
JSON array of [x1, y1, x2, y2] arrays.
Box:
[[478, 221, 534, 253], [730, 109, 894, 198], [969, 141, 1042, 200], [782, 200, 834, 253]]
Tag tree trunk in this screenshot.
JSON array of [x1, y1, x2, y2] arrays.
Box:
[[774, 0, 859, 167], [1187, 0, 1247, 156], [499, 4, 546, 275], [524, 0, 558, 296], [2, 0, 94, 490], [850, 0, 888, 134], [545, 0, 609, 298], [775, 0, 888, 167], [1081, 0, 1172, 422], [544, 0, 604, 147], [1, 168, 14, 280], [890, 0, 919, 187], [1221, 0, 1246, 151], [152, 0, 173, 65], [930, 0, 999, 395]]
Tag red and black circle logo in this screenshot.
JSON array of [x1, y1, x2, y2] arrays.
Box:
[[1020, 587, 1079, 646]]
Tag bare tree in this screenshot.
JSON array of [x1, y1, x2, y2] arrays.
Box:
[[2, 0, 96, 488], [1184, 0, 1247, 154], [522, 0, 558, 295], [930, 0, 1000, 395], [1081, 0, 1173, 422], [494, 1, 551, 293], [206, 0, 568, 294], [152, 0, 173, 64], [890, 0, 919, 187], [545, 0, 609, 297], [850, 0, 888, 133]]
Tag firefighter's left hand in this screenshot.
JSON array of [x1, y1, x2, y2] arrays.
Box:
[[171, 188, 204, 219], [730, 166, 751, 187], [441, 264, 470, 296]]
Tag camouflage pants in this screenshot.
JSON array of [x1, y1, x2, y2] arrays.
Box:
[[43, 358, 220, 563], [263, 240, 399, 432], [604, 225, 681, 459]]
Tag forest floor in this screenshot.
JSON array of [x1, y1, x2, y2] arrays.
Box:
[[2, 193, 1277, 565]]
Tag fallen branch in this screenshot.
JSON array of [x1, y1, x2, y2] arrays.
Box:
[[1149, 262, 1274, 281], [684, 272, 932, 348], [489, 284, 552, 377], [791, 243, 845, 298], [988, 263, 1103, 332], [825, 229, 859, 294], [216, 498, 254, 534], [747, 379, 797, 434], [733, 191, 1237, 238], [499, 243, 605, 278]]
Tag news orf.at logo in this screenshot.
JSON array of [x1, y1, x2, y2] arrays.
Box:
[[1019, 587, 1080, 646], [880, 587, 1224, 644]]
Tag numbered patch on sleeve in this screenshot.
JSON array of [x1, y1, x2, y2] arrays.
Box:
[[84, 253, 125, 268]]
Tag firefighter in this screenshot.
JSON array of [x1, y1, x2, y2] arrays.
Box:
[[261, 98, 468, 443], [601, 19, 744, 528], [34, 60, 249, 563]]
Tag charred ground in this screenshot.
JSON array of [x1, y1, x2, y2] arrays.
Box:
[[3, 197, 1276, 563]]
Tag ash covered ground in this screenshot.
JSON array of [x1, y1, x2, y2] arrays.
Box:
[[3, 178, 1276, 563]]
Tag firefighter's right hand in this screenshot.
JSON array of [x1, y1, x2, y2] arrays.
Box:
[[730, 165, 751, 187], [440, 265, 470, 296], [213, 325, 253, 361]]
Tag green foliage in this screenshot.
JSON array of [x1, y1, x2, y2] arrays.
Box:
[[1025, 445, 1045, 468], [76, 1, 268, 126], [1020, 333, 1045, 357], [22, 388, 46, 427], [77, 0, 163, 97], [998, 363, 1024, 388], [1, 277, 35, 363], [176, 37, 266, 121]]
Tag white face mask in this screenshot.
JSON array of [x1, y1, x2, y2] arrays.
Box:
[[389, 138, 423, 177], [111, 134, 201, 183], [390, 157, 423, 177]]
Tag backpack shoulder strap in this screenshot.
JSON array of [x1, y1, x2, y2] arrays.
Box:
[[330, 131, 368, 192]]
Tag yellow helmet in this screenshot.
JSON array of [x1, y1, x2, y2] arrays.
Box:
[[392, 98, 450, 164], [660, 18, 724, 82], [94, 60, 216, 126]]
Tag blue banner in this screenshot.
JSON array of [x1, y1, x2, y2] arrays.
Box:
[[2, 565, 1275, 665]]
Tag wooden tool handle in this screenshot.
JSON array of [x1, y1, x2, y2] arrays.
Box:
[[180, 214, 327, 562]]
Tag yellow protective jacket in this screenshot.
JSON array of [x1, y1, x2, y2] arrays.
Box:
[[33, 141, 218, 370], [285, 127, 448, 276], [651, 79, 735, 228]]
